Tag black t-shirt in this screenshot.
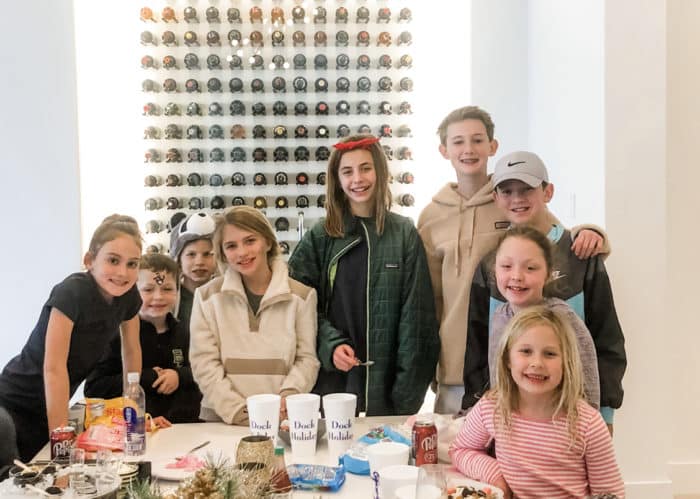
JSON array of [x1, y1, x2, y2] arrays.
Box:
[[328, 235, 368, 411], [85, 313, 202, 423], [177, 286, 194, 326], [0, 272, 141, 419]]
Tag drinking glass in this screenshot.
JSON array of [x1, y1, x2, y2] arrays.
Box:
[[69, 447, 87, 491], [415, 464, 447, 499]]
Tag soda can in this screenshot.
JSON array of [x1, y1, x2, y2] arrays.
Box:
[[50, 426, 76, 460], [412, 415, 438, 466]]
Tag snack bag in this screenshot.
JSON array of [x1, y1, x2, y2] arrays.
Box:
[[76, 397, 129, 451]]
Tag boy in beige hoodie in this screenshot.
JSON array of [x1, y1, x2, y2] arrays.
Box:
[[418, 106, 604, 414]]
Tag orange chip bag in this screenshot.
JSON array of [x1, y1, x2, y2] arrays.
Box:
[[76, 397, 130, 451]]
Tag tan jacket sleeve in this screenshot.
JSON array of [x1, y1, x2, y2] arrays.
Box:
[[417, 214, 444, 322]]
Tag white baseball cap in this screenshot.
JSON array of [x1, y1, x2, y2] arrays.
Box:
[[492, 151, 549, 189]]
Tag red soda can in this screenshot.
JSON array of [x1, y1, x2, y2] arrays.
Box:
[[412, 415, 438, 466], [50, 426, 76, 460]]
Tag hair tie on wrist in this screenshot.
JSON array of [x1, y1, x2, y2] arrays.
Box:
[[333, 136, 380, 151]]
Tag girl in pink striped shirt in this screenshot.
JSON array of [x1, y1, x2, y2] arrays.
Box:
[[450, 306, 624, 499]]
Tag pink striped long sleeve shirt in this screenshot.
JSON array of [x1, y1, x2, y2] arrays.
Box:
[[449, 397, 625, 498]]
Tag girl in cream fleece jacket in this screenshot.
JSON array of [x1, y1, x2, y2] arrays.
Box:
[[190, 207, 320, 425]]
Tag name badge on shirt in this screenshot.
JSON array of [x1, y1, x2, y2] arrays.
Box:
[[172, 349, 184, 368], [385, 263, 399, 269]]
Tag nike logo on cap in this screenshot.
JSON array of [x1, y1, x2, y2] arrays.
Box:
[[507, 161, 526, 167]]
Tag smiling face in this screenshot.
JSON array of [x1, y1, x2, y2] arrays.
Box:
[[138, 269, 178, 324], [508, 323, 563, 402], [495, 236, 549, 311], [493, 179, 554, 232], [336, 148, 378, 217], [439, 119, 498, 179], [221, 224, 272, 280], [84, 234, 141, 302], [180, 239, 216, 290]]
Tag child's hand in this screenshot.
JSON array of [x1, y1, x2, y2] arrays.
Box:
[[279, 396, 288, 422], [152, 368, 180, 394], [332, 344, 357, 372], [151, 415, 172, 429], [494, 477, 513, 499], [571, 229, 603, 259]]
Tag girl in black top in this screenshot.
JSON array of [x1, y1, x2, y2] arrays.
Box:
[[0, 215, 143, 462]]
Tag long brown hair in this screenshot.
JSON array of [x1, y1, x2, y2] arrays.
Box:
[[324, 134, 392, 237]]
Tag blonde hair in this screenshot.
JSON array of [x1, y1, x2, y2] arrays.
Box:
[[437, 105, 495, 144], [212, 206, 280, 266], [492, 305, 585, 448], [324, 134, 392, 238], [87, 214, 142, 257]]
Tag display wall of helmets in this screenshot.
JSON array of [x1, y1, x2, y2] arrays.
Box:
[[140, 0, 416, 256]]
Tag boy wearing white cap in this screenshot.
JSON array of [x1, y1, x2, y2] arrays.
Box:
[[169, 213, 217, 324], [418, 106, 605, 414], [462, 151, 626, 431]]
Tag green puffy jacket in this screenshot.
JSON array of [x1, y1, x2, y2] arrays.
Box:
[[288, 213, 440, 416]]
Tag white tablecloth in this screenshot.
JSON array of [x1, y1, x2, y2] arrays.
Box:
[[35, 416, 498, 498]]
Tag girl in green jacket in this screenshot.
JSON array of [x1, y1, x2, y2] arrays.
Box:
[[288, 134, 440, 416]]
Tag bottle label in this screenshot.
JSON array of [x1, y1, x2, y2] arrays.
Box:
[[123, 406, 146, 455]]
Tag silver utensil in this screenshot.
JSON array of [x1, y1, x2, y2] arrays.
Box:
[[177, 440, 211, 459], [356, 360, 374, 367]]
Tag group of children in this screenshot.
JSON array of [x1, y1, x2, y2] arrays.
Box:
[[0, 105, 626, 497]]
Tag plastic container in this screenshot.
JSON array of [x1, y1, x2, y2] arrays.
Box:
[[123, 372, 146, 456]]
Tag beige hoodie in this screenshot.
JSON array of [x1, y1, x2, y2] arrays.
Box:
[[418, 179, 509, 386]]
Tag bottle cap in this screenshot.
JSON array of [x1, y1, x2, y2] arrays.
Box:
[[127, 372, 140, 383]]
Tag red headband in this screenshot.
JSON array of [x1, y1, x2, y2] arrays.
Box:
[[333, 136, 380, 151]]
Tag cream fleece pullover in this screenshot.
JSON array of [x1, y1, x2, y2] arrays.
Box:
[[189, 258, 320, 425]]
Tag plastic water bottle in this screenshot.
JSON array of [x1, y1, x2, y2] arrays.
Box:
[[123, 372, 146, 456]]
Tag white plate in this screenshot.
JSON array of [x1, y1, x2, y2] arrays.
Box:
[[151, 458, 206, 482], [453, 479, 504, 498], [444, 467, 503, 499]]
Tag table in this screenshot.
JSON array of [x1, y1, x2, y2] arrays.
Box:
[[35, 416, 402, 497], [35, 417, 498, 498]]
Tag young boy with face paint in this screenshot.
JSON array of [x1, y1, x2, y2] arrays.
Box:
[[85, 253, 202, 424]]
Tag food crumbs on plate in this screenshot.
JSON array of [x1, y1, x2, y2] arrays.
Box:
[[165, 454, 206, 472]]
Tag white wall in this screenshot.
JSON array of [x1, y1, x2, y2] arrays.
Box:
[[604, 0, 673, 496], [665, 0, 700, 493], [470, 0, 529, 157], [0, 0, 81, 368], [527, 0, 605, 229]]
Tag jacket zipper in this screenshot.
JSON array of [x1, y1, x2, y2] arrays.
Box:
[[359, 220, 371, 415], [326, 237, 362, 299]]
